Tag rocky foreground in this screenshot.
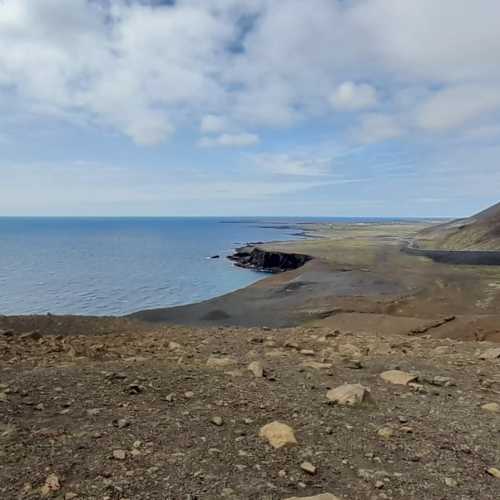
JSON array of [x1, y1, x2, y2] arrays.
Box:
[[1, 325, 500, 499]]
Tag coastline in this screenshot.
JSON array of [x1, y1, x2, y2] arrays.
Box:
[[3, 219, 500, 342], [0, 216, 310, 317]]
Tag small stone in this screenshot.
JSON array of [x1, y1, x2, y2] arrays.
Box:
[[184, 391, 194, 399], [283, 494, 341, 500], [300, 349, 315, 356], [380, 370, 418, 386], [207, 356, 237, 368], [487, 467, 500, 479], [481, 403, 500, 413], [429, 376, 453, 387], [211, 416, 224, 426], [377, 427, 394, 439], [433, 345, 451, 355], [326, 383, 371, 406], [20, 331, 42, 341], [358, 469, 390, 481], [112, 449, 127, 460], [338, 344, 362, 357], [375, 480, 385, 489], [301, 361, 333, 370], [259, 421, 297, 449], [114, 418, 130, 429], [165, 393, 175, 402], [40, 474, 61, 497], [444, 477, 457, 487], [300, 462, 317, 475], [65, 493, 78, 499], [86, 408, 100, 417], [168, 341, 182, 350], [126, 383, 144, 395], [479, 348, 500, 360], [344, 358, 363, 370], [248, 361, 264, 378]]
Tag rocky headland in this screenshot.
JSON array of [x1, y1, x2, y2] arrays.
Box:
[[227, 246, 312, 273]]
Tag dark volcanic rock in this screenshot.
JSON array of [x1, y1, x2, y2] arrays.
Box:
[[228, 246, 312, 273]]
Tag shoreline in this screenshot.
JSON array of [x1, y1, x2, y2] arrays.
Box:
[[2, 219, 500, 342]]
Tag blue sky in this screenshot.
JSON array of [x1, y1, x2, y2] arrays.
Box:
[[1, 0, 500, 217]]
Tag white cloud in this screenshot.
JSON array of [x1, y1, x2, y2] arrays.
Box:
[[0, 0, 235, 144], [199, 132, 259, 147], [416, 84, 500, 132], [354, 113, 403, 144], [353, 113, 404, 144], [252, 153, 332, 176], [464, 124, 500, 141], [350, 0, 500, 82], [200, 115, 228, 134], [330, 82, 377, 111], [1, 0, 500, 146]]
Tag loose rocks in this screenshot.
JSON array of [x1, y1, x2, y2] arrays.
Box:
[[326, 383, 371, 406], [380, 370, 418, 386]]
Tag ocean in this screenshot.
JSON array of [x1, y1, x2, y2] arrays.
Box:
[[0, 217, 307, 316]]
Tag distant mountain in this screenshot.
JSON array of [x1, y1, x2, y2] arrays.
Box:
[[416, 202, 500, 251]]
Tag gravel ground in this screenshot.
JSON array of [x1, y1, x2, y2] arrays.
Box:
[[2, 324, 500, 499]]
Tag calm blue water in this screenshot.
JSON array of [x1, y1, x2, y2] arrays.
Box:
[[0, 217, 307, 316]]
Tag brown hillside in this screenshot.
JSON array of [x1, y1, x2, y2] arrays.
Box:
[[416, 202, 500, 251]]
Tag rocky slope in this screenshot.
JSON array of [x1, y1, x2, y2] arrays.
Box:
[[1, 324, 500, 499], [416, 201, 500, 251]]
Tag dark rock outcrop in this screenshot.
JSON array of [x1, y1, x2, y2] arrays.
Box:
[[228, 246, 312, 273]]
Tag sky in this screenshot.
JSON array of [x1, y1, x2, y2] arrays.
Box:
[[1, 0, 500, 217]]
